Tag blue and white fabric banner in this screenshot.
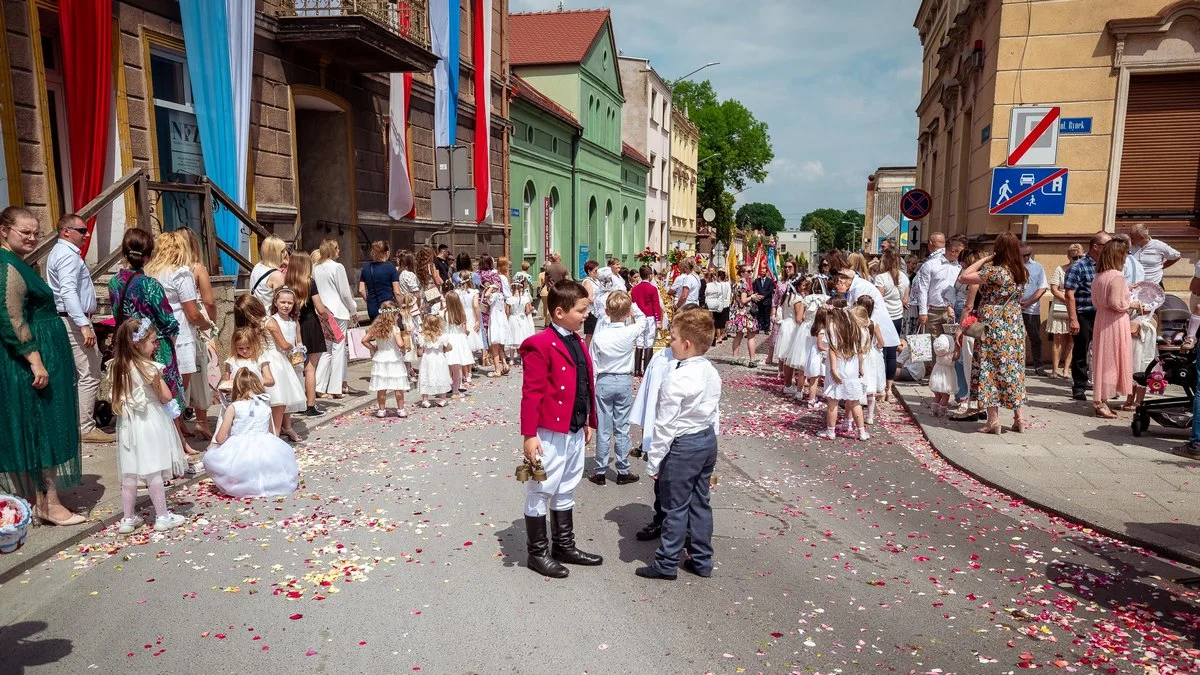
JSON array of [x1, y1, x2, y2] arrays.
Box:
[[430, 0, 460, 147], [227, 0, 254, 209]]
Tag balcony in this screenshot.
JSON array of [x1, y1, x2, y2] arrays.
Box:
[[274, 1, 437, 73]]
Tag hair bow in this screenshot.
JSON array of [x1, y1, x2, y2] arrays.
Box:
[[133, 317, 153, 342]]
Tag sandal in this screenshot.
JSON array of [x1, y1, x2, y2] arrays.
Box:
[[419, 400, 432, 409], [1092, 404, 1118, 419], [190, 425, 213, 441], [281, 428, 302, 442], [487, 372, 502, 378]]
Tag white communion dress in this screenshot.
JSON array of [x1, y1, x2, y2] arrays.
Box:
[[117, 362, 188, 481], [417, 334, 453, 396], [370, 327, 411, 392], [204, 395, 299, 498]]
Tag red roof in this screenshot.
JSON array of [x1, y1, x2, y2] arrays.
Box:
[[512, 75, 581, 129], [622, 142, 651, 168], [510, 9, 610, 66]]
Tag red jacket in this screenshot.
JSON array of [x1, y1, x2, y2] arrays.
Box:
[[519, 327, 597, 436], [631, 281, 663, 323]]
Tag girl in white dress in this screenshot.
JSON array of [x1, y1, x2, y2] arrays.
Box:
[[788, 288, 828, 385], [110, 318, 188, 535], [205, 369, 299, 498], [508, 281, 536, 348], [443, 291, 474, 397], [850, 303, 886, 425], [1125, 310, 1158, 411], [362, 301, 410, 418], [504, 283, 526, 360], [929, 334, 958, 417], [416, 314, 453, 407], [270, 288, 308, 410], [818, 308, 868, 441], [237, 293, 304, 440], [222, 326, 276, 403], [802, 305, 832, 408], [775, 278, 801, 394], [484, 283, 510, 377], [456, 271, 484, 356]]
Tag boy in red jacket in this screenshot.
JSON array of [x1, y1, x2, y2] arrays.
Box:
[[519, 279, 603, 578], [630, 265, 664, 376]]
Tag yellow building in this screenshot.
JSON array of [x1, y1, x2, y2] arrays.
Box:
[[914, 0, 1200, 284], [670, 106, 700, 252]]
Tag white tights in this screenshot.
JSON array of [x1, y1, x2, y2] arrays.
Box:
[[122, 474, 168, 520]]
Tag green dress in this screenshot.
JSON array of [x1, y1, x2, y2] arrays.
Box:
[[0, 248, 82, 493]]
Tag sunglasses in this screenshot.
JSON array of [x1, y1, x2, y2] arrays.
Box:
[[1070, 255, 1083, 261], [1022, 253, 1032, 259], [67, 227, 88, 235]]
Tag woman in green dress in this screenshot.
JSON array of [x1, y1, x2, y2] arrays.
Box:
[[0, 206, 85, 525]]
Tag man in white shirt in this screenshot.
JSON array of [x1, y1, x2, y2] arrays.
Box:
[[925, 231, 946, 261], [637, 309, 721, 581], [1130, 223, 1180, 287], [911, 234, 966, 347], [46, 214, 112, 444], [587, 292, 648, 486], [1020, 245, 1050, 375], [1113, 233, 1145, 287], [669, 258, 701, 308], [607, 258, 627, 292]]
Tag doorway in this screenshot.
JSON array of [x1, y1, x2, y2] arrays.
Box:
[[293, 88, 356, 266]]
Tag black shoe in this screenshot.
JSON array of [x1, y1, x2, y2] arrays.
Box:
[[682, 559, 712, 578], [1034, 367, 1047, 376], [629, 447, 644, 459], [1171, 442, 1200, 459], [615, 473, 641, 485], [635, 523, 661, 541], [549, 509, 603, 566], [304, 406, 322, 417], [1072, 391, 1087, 401], [525, 515, 569, 578], [587, 474, 607, 486], [635, 565, 676, 581]]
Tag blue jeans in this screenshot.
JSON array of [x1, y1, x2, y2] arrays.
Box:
[[594, 373, 633, 475], [1191, 360, 1200, 445], [954, 300, 969, 400], [653, 428, 718, 574]]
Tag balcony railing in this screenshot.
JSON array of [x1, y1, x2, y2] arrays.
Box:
[[280, 0, 429, 50]]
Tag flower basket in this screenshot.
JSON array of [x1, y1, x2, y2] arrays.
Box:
[[0, 494, 32, 554]]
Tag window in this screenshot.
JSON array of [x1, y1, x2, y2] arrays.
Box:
[[649, 153, 657, 189], [547, 187, 559, 255], [522, 181, 537, 254], [39, 29, 72, 217], [605, 200, 614, 258], [651, 91, 658, 124], [149, 44, 205, 232], [525, 125, 534, 143]]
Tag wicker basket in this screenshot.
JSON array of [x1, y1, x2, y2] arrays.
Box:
[[0, 494, 32, 554]]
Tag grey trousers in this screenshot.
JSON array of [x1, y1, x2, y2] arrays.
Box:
[[653, 427, 718, 574]]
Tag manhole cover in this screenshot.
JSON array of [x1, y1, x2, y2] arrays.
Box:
[[712, 508, 789, 539]]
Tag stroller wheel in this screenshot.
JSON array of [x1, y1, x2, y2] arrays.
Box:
[[1139, 412, 1151, 433], [1131, 416, 1142, 437]]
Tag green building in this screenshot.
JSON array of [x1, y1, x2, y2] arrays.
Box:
[[508, 8, 647, 276]]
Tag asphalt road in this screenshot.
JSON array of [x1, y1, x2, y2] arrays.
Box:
[[1, 348, 1197, 674]]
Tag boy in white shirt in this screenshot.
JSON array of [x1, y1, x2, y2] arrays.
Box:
[[636, 309, 722, 580], [588, 291, 649, 485]]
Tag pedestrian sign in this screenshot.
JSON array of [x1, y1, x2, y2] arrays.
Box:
[[989, 167, 1068, 216]]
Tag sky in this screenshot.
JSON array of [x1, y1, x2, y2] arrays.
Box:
[[508, 0, 924, 229]]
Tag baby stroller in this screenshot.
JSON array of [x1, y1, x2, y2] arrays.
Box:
[[1131, 297, 1195, 437]]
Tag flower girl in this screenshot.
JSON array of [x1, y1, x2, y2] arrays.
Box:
[[361, 301, 410, 418], [507, 279, 536, 350], [484, 282, 510, 377], [416, 314, 454, 407], [237, 293, 304, 439], [929, 334, 958, 417], [204, 368, 299, 498], [111, 318, 188, 534], [443, 291, 475, 397]]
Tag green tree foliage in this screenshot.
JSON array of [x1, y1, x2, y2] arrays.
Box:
[[800, 208, 865, 252], [734, 202, 786, 235]]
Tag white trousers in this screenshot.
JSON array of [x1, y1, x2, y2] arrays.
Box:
[[524, 427, 585, 516], [634, 317, 657, 349], [63, 318, 101, 434], [315, 318, 349, 394]]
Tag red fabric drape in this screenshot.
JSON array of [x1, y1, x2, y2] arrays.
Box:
[[58, 0, 113, 257], [404, 73, 415, 219], [472, 0, 489, 223]]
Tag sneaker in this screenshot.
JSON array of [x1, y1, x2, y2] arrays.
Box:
[[153, 512, 186, 532], [185, 461, 204, 476], [815, 429, 837, 440], [858, 430, 872, 441], [746, 360, 758, 369], [1170, 442, 1200, 459], [375, 409, 388, 418], [117, 516, 144, 534], [81, 429, 116, 444], [305, 406, 323, 417], [783, 386, 797, 395], [396, 408, 408, 418]]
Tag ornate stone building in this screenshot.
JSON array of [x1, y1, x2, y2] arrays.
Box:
[[670, 106, 699, 253]]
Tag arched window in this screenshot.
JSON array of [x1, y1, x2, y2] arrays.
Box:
[[522, 181, 537, 254], [621, 206, 630, 258], [547, 187, 559, 256], [605, 200, 613, 259], [588, 197, 599, 255]]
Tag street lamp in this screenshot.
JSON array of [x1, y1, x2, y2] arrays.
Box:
[[841, 220, 862, 252], [672, 61, 720, 85]]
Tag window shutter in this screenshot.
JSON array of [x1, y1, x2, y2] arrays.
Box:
[[1117, 72, 1200, 228]]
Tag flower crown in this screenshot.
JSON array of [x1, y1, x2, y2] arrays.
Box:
[[133, 317, 153, 342], [379, 306, 402, 316]]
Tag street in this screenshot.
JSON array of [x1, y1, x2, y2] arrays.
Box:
[[1, 348, 1197, 674]]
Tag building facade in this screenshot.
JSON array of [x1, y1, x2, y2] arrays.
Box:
[[670, 106, 699, 253], [617, 56, 670, 253], [0, 0, 509, 272], [914, 0, 1200, 286], [775, 229, 818, 273], [864, 166, 916, 253]]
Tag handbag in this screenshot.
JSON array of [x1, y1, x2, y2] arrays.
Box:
[[346, 326, 371, 361], [322, 312, 345, 342], [964, 320, 988, 340], [908, 329, 933, 362]]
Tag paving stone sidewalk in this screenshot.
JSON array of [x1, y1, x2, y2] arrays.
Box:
[[896, 373, 1200, 566], [0, 360, 379, 583]]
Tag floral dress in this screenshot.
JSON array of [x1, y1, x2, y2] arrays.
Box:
[[109, 268, 183, 406], [973, 265, 1026, 410], [727, 279, 757, 335]]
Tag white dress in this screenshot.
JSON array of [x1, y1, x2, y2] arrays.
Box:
[[444, 323, 475, 367], [929, 334, 958, 395], [263, 318, 306, 412], [487, 292, 510, 346], [789, 294, 827, 369], [824, 344, 865, 402], [1131, 315, 1157, 374], [204, 395, 299, 498], [417, 334, 453, 396], [460, 288, 484, 352], [861, 326, 886, 395], [507, 292, 535, 346], [775, 290, 798, 362], [117, 362, 187, 481], [370, 328, 411, 391], [226, 356, 273, 400], [805, 328, 828, 378], [153, 266, 200, 374]]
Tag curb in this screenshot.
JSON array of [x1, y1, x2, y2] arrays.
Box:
[[0, 392, 379, 586], [893, 386, 1200, 571]]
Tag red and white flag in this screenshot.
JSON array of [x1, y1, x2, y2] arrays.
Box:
[[387, 72, 414, 220], [472, 0, 493, 223]]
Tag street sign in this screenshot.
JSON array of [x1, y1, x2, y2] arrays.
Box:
[[577, 245, 589, 275], [1007, 106, 1060, 166], [900, 188, 932, 221], [989, 167, 1069, 216], [1059, 117, 1092, 135], [510, 207, 521, 218]]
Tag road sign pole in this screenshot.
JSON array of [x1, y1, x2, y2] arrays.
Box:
[[1021, 215, 1029, 243]]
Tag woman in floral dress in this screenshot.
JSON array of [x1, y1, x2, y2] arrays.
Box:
[[727, 266, 759, 367], [956, 232, 1027, 434]]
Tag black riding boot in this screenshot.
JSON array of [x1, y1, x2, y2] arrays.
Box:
[[549, 509, 603, 566], [525, 515, 569, 578], [633, 348, 644, 377], [642, 348, 653, 375]]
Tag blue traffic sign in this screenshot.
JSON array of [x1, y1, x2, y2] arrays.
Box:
[[1059, 117, 1092, 135], [989, 167, 1069, 216]]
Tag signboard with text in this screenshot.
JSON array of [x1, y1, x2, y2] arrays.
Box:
[[543, 197, 551, 259]]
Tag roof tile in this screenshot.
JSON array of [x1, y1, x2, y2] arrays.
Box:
[[510, 9, 610, 66]]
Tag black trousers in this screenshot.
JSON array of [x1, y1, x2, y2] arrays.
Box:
[[1022, 313, 1043, 367], [1070, 311, 1096, 395]]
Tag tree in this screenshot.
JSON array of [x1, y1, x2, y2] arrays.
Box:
[[800, 208, 866, 252], [735, 202, 786, 235], [807, 216, 835, 253]]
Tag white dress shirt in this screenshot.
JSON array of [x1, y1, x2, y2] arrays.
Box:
[[1123, 255, 1145, 288], [46, 238, 96, 327], [1021, 261, 1049, 315], [911, 255, 961, 314], [313, 260, 356, 321], [646, 356, 722, 477], [1132, 238, 1180, 284], [589, 305, 648, 374]]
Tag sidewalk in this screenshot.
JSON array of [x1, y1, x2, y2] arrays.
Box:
[[0, 360, 379, 583], [896, 374, 1200, 566]]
